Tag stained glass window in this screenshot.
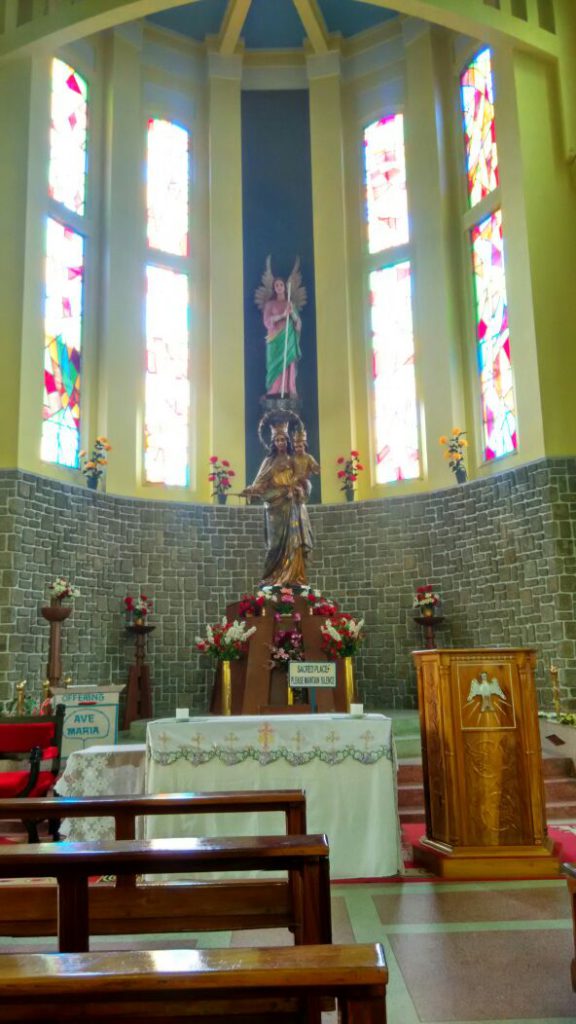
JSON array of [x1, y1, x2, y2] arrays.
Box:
[[41, 218, 84, 468], [471, 210, 517, 460], [370, 262, 420, 483], [364, 114, 409, 254], [147, 119, 189, 256], [460, 47, 499, 207], [145, 266, 190, 486], [48, 59, 88, 216]]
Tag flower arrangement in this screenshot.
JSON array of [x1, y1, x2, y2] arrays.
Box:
[[260, 585, 295, 615], [439, 429, 468, 482], [270, 628, 304, 669], [299, 586, 339, 617], [79, 437, 112, 481], [195, 619, 256, 661], [124, 593, 153, 621], [49, 577, 80, 603], [413, 584, 440, 614], [336, 450, 364, 499], [238, 592, 266, 618], [320, 614, 365, 658], [209, 456, 236, 499]]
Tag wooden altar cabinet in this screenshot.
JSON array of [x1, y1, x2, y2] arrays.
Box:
[[210, 596, 352, 714], [412, 648, 559, 879]]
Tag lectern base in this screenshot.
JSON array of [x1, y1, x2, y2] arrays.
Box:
[[413, 835, 560, 880]]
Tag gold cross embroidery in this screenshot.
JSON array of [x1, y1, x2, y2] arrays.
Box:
[[224, 732, 239, 747], [291, 730, 304, 750], [258, 722, 275, 751], [325, 730, 340, 746], [189, 732, 205, 750], [360, 730, 375, 750]]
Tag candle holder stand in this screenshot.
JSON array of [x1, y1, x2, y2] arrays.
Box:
[[124, 623, 155, 729]]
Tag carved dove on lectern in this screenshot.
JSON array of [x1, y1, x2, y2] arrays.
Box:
[[466, 671, 507, 713]]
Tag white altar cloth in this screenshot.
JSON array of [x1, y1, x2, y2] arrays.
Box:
[[55, 743, 146, 841], [145, 714, 402, 879]]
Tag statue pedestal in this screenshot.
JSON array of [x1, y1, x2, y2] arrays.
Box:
[[209, 596, 352, 715], [412, 647, 559, 879]]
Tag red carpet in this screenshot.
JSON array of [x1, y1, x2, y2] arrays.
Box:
[[402, 822, 576, 878]]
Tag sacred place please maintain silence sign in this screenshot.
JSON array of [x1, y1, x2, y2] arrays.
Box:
[[289, 662, 337, 689]]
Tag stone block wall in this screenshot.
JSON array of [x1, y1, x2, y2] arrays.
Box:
[[0, 458, 575, 715]]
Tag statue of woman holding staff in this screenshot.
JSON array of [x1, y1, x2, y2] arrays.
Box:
[[255, 256, 307, 399]]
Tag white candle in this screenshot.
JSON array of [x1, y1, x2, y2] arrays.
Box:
[[175, 707, 189, 720], [350, 703, 364, 717]]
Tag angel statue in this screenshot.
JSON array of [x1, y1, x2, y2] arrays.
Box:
[[254, 255, 307, 400]]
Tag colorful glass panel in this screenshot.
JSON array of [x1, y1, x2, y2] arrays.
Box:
[[364, 114, 409, 254], [147, 119, 189, 256], [370, 262, 420, 483], [41, 218, 84, 468], [48, 59, 88, 216], [145, 265, 190, 486], [471, 209, 517, 460], [460, 47, 499, 207]]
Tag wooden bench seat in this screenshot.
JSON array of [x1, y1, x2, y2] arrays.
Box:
[[0, 790, 308, 939], [0, 943, 388, 1023], [0, 833, 332, 953]]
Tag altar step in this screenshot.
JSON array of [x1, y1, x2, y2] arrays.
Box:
[[397, 755, 576, 824]]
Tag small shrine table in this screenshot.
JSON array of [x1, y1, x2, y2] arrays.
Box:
[[55, 743, 146, 841], [145, 713, 402, 879]]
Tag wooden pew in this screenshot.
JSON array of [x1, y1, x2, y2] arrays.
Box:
[[563, 862, 576, 989], [0, 790, 307, 939], [0, 943, 388, 1023], [0, 833, 332, 953]]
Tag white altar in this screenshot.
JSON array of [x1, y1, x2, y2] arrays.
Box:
[[145, 713, 402, 879]]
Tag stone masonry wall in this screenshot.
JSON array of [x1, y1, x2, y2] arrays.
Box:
[[0, 458, 575, 715]]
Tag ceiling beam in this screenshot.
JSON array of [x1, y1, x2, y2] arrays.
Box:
[[218, 0, 252, 56], [292, 0, 329, 54]]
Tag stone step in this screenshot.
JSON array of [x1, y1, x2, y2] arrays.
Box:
[[397, 763, 423, 784], [397, 783, 425, 808], [544, 777, 576, 801], [542, 756, 576, 779]]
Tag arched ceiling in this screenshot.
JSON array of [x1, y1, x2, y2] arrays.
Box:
[[146, 0, 398, 50]]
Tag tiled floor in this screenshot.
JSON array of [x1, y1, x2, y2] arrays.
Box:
[[1, 878, 574, 1022]]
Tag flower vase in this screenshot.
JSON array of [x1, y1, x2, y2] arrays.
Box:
[[221, 659, 232, 715], [217, 493, 227, 506], [87, 476, 98, 491], [345, 489, 355, 503], [422, 607, 434, 618], [455, 465, 468, 484], [343, 656, 355, 711]]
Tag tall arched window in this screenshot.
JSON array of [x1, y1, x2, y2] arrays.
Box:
[[363, 114, 420, 484], [144, 118, 190, 486], [460, 47, 517, 460], [41, 58, 88, 468]]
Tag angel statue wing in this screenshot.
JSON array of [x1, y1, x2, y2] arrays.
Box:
[[287, 256, 307, 313], [254, 255, 274, 311]]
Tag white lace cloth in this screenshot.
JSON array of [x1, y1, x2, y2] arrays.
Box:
[[146, 714, 402, 879], [55, 744, 146, 841]]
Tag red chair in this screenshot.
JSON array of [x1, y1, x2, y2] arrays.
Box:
[[0, 704, 64, 841]]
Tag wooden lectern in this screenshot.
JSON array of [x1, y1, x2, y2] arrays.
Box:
[[412, 648, 559, 879]]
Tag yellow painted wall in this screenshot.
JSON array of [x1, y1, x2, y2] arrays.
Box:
[[0, 59, 30, 467], [513, 49, 576, 455], [2, 9, 576, 500]]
